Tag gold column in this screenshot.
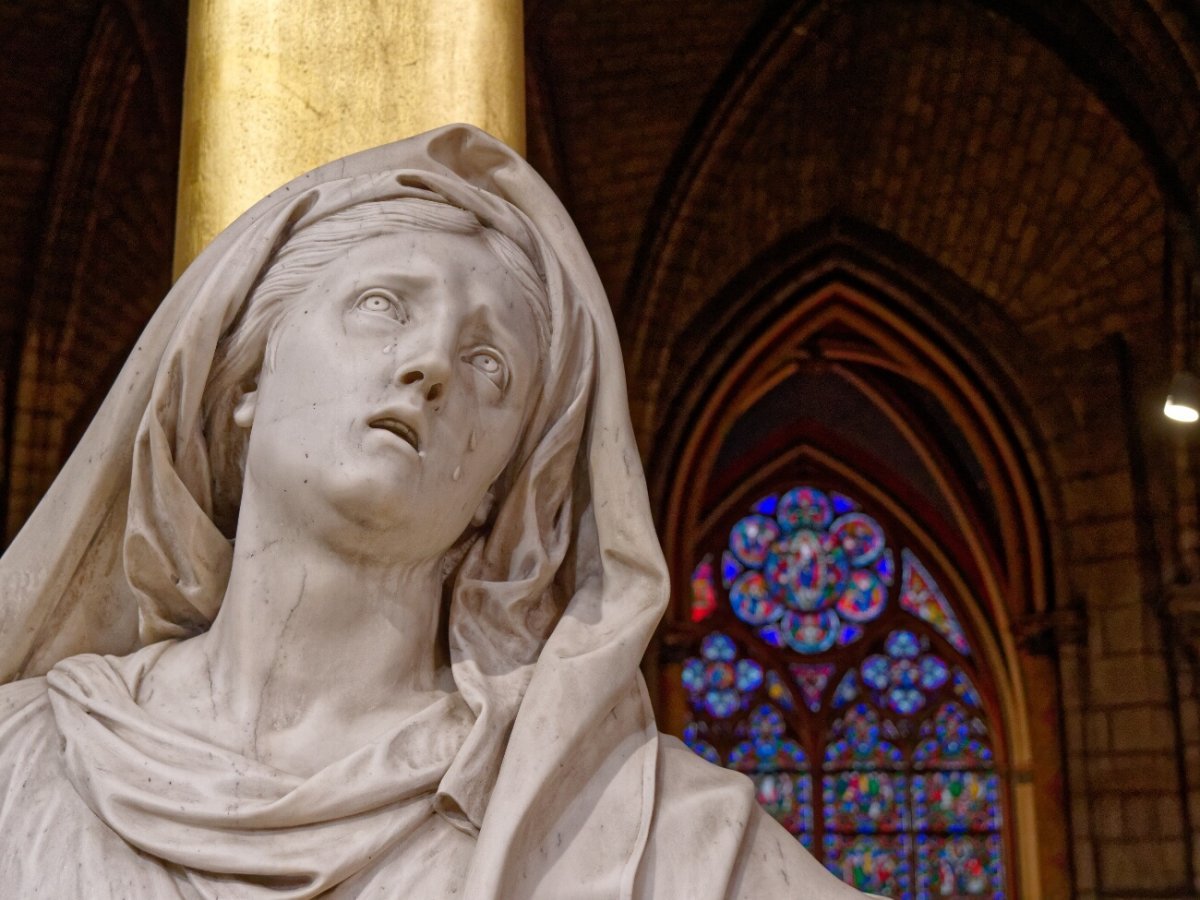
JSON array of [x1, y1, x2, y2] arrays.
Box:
[[174, 0, 525, 273]]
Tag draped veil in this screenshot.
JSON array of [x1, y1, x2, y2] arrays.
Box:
[[0, 125, 669, 897]]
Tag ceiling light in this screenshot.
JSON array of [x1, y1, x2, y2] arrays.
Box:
[[1165, 371, 1200, 422]]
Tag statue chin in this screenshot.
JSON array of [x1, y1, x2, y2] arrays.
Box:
[[0, 126, 872, 899]]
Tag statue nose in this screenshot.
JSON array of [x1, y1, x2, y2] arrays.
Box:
[[395, 355, 449, 402]]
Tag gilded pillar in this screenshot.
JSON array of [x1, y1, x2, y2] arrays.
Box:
[[174, 0, 525, 272]]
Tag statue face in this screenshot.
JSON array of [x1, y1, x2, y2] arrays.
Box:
[[236, 227, 542, 560]]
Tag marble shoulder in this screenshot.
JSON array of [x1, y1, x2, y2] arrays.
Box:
[[0, 676, 55, 785], [0, 675, 49, 726], [648, 734, 873, 899]]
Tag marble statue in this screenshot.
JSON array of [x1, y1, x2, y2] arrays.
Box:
[[0, 125, 869, 898]]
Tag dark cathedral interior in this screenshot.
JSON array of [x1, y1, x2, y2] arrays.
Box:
[[2, 0, 1199, 896]]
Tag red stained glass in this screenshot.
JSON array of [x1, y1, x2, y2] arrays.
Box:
[[899, 550, 970, 655], [689, 557, 718, 622]]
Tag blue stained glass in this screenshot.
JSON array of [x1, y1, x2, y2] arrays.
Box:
[[730, 571, 783, 625], [781, 609, 839, 654], [824, 834, 911, 898], [682, 659, 705, 693], [874, 548, 896, 584], [701, 632, 737, 662], [835, 569, 888, 622], [913, 703, 994, 768], [831, 513, 886, 566], [749, 703, 786, 740], [913, 772, 1001, 832], [751, 494, 779, 516], [754, 738, 780, 764], [861, 655, 891, 690], [742, 737, 805, 768], [892, 658, 920, 689], [830, 492, 858, 515], [885, 630, 921, 659], [718, 484, 902, 654], [735, 658, 764, 691], [777, 486, 834, 532], [752, 771, 813, 836], [823, 771, 909, 833], [730, 515, 780, 566], [833, 670, 859, 708], [919, 656, 950, 690], [687, 484, 1006, 898], [705, 688, 740, 718], [728, 740, 755, 770], [765, 670, 796, 710], [887, 686, 925, 715], [915, 834, 1004, 900], [780, 742, 808, 769], [759, 622, 785, 648], [765, 530, 835, 611], [825, 704, 904, 769], [858, 634, 955, 719], [682, 722, 721, 765], [837, 623, 864, 645], [683, 632, 769, 721], [720, 550, 742, 589], [706, 661, 735, 690], [729, 704, 808, 775], [952, 667, 982, 707]]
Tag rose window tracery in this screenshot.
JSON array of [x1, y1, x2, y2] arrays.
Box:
[[679, 484, 1005, 898]]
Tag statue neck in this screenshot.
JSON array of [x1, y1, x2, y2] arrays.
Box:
[[170, 506, 453, 775]]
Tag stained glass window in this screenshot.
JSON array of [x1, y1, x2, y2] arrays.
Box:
[[679, 485, 1005, 899]]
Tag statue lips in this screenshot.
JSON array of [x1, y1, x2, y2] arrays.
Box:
[[368, 411, 421, 452]]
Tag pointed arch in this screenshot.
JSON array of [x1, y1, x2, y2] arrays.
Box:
[[622, 0, 1200, 425], [652, 224, 1069, 897]]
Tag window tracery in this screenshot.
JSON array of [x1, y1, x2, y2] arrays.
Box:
[[680, 485, 1005, 898]]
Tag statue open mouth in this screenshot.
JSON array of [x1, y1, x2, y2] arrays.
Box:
[[369, 417, 420, 451]]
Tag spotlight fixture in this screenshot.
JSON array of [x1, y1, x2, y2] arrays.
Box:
[[1165, 370, 1200, 423]]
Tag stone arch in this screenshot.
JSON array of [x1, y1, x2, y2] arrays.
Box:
[[652, 227, 1073, 895]]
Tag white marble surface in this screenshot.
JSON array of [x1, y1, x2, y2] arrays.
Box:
[[0, 125, 871, 898]]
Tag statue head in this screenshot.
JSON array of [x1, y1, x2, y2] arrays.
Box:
[[202, 197, 553, 556]]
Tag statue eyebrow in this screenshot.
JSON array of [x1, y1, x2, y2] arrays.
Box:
[[464, 298, 532, 353]]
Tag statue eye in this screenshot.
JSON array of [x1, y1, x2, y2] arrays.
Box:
[[465, 349, 508, 390], [355, 289, 405, 320]]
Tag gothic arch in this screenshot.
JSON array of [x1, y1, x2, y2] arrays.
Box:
[[651, 227, 1071, 896], [622, 0, 1194, 420]]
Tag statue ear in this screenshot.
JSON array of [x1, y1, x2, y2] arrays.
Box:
[[232, 389, 258, 429], [471, 491, 495, 528]]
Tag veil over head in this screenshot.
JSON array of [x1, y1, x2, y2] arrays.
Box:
[[0, 125, 670, 896]]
